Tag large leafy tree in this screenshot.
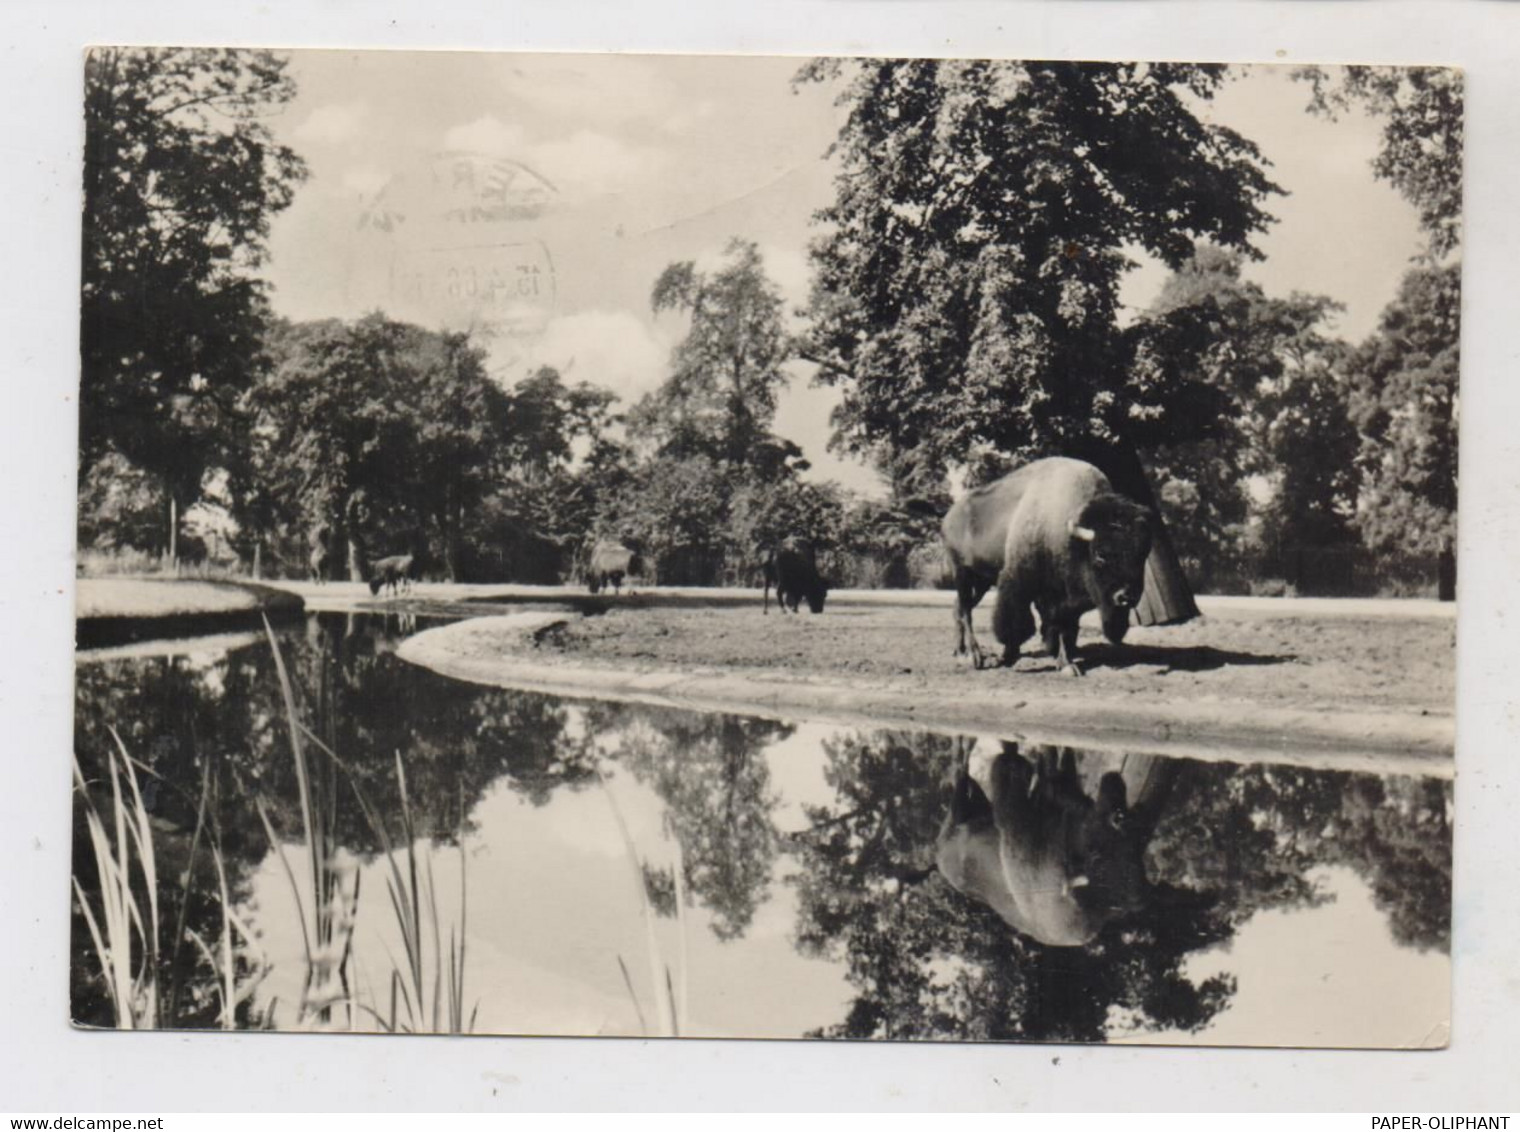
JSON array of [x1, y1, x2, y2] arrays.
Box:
[[471, 366, 622, 583], [633, 239, 792, 469], [599, 454, 732, 584], [795, 60, 1281, 620], [1294, 67, 1461, 581], [796, 60, 1280, 480], [80, 48, 307, 537], [1133, 248, 1359, 577], [1344, 264, 1460, 559], [252, 316, 511, 580]]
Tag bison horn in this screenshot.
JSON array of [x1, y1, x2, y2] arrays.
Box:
[[1067, 519, 1096, 542]]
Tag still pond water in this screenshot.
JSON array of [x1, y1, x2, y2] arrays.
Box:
[[72, 612, 1452, 1046]]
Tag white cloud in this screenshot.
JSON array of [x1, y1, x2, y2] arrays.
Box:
[[441, 115, 529, 156], [439, 116, 664, 201], [293, 102, 368, 145], [523, 310, 672, 404], [527, 130, 663, 200]]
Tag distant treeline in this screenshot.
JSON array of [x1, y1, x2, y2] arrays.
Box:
[[78, 51, 1460, 597]]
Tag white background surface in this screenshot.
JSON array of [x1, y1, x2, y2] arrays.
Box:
[[2, 0, 1516, 1112]]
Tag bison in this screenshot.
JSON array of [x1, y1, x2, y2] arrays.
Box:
[[942, 456, 1153, 675], [367, 554, 416, 598], [587, 541, 638, 595], [762, 546, 829, 614], [935, 742, 1173, 947]]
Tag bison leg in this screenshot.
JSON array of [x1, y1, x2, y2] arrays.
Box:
[[990, 574, 1036, 668], [1055, 616, 1084, 677], [947, 738, 993, 825], [953, 567, 993, 667], [987, 745, 1036, 816], [1037, 600, 1063, 659], [1101, 604, 1131, 645]]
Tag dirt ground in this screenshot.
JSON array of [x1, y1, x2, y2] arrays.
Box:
[[539, 600, 1456, 720], [76, 577, 301, 619]]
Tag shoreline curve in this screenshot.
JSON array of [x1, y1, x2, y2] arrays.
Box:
[[396, 613, 1454, 779]]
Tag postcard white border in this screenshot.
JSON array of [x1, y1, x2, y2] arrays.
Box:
[[3, 0, 1516, 1112]]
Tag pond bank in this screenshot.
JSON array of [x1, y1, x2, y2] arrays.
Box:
[[75, 578, 305, 649], [396, 611, 1454, 777]]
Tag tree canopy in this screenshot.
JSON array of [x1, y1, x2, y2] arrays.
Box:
[[633, 239, 793, 469], [1296, 65, 1463, 259], [80, 48, 307, 513], [1295, 65, 1462, 565], [1345, 264, 1460, 556], [796, 59, 1282, 483]]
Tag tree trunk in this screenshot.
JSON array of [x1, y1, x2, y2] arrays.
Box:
[[167, 495, 178, 570], [347, 534, 366, 583], [447, 494, 463, 583], [1085, 441, 1200, 627], [1438, 537, 1456, 602]]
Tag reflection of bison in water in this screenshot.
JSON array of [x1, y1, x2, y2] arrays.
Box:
[[935, 742, 1174, 947], [762, 546, 829, 614], [587, 541, 638, 595], [943, 457, 1153, 675]]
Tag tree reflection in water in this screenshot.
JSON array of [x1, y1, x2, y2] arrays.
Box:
[[594, 703, 791, 940], [73, 614, 1451, 1037], [72, 614, 602, 1027], [788, 731, 1451, 1042]]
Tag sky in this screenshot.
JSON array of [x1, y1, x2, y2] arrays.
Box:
[[260, 52, 1429, 496]]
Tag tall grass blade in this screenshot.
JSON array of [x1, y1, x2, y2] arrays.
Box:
[[71, 735, 161, 1028], [615, 954, 649, 1036], [596, 766, 677, 1036]]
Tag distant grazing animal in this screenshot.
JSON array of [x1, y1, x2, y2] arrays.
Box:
[[587, 541, 637, 595], [941, 457, 1153, 675], [367, 554, 415, 598], [935, 743, 1171, 948], [762, 546, 829, 614]]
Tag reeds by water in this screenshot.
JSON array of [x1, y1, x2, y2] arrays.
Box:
[[71, 730, 160, 1029], [71, 619, 477, 1033], [598, 767, 688, 1037], [259, 618, 476, 1033]]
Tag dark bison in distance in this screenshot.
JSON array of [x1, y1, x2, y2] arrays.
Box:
[[587, 541, 638, 595], [762, 546, 829, 614], [943, 457, 1153, 675]]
